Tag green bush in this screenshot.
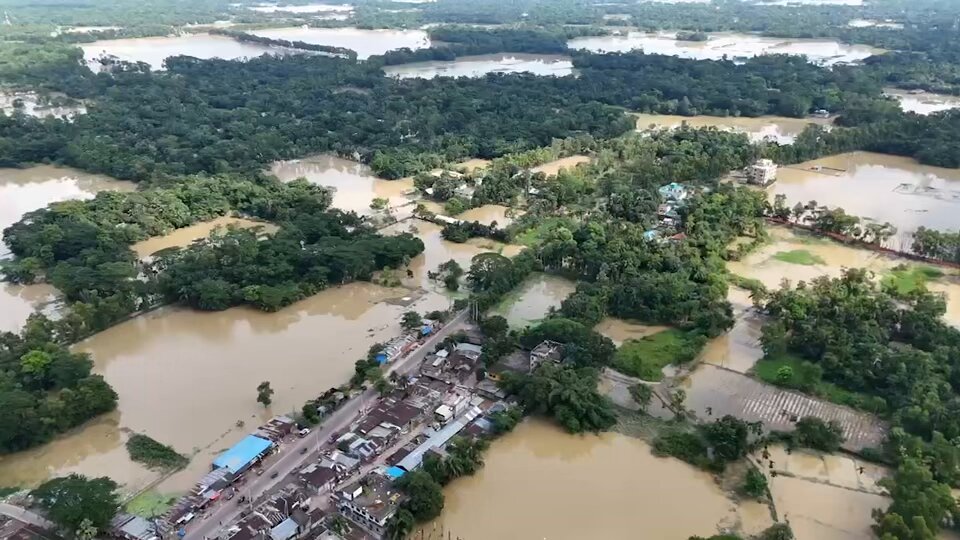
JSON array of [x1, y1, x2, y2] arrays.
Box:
[[125, 434, 188, 470]]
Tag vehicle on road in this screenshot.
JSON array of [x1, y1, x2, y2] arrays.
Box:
[[270, 471, 279, 479], [300, 447, 308, 455]]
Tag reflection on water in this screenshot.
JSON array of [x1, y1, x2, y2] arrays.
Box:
[[424, 420, 740, 539], [0, 165, 133, 332], [884, 88, 960, 116], [269, 154, 412, 214], [131, 216, 279, 259], [249, 27, 429, 59], [384, 53, 573, 79], [568, 31, 881, 66], [634, 113, 832, 144], [81, 34, 288, 70], [489, 273, 576, 328], [771, 152, 960, 236]]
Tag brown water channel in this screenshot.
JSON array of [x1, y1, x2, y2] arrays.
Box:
[[0, 165, 134, 332]]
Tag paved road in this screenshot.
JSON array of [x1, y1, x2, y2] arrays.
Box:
[[0, 503, 55, 530], [185, 310, 468, 540]]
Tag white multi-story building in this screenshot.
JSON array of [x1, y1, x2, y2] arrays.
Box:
[[747, 159, 778, 186]]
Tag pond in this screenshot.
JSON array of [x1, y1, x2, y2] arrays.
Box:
[[249, 27, 429, 59], [568, 31, 882, 66], [81, 33, 288, 70], [383, 53, 574, 79], [488, 273, 576, 328], [635, 113, 832, 144]]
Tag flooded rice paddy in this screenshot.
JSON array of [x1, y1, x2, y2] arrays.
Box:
[[383, 53, 574, 79], [770, 151, 960, 237], [884, 88, 960, 115], [81, 33, 288, 70], [0, 165, 134, 332], [568, 31, 882, 66], [424, 420, 744, 540], [249, 27, 429, 59], [489, 273, 576, 328], [634, 113, 832, 144]]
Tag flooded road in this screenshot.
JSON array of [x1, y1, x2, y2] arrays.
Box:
[[568, 31, 882, 66], [770, 152, 960, 237], [268, 154, 413, 214], [249, 27, 429, 59], [81, 33, 287, 70], [489, 273, 576, 328], [635, 113, 832, 144], [383, 53, 574, 79], [131, 216, 279, 259], [0, 165, 134, 332], [424, 420, 742, 540], [884, 88, 960, 115]]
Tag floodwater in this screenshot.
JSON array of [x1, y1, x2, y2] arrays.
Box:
[[0, 92, 85, 119], [489, 273, 576, 328], [768, 475, 888, 540], [531, 155, 591, 176], [249, 27, 429, 59], [568, 31, 882, 66], [456, 204, 514, 227], [884, 88, 960, 115], [383, 53, 574, 79], [268, 154, 413, 215], [698, 287, 765, 373], [424, 420, 743, 540], [634, 113, 832, 144], [248, 3, 353, 13], [593, 317, 668, 347], [770, 151, 960, 236], [81, 33, 288, 70], [848, 19, 903, 29], [0, 165, 134, 332], [131, 216, 279, 259]]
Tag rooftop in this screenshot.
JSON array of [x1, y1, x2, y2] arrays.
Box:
[[213, 435, 273, 474], [355, 399, 422, 435], [340, 475, 405, 523]]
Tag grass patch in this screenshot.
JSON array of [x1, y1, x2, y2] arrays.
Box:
[[753, 353, 886, 414], [772, 249, 825, 266], [126, 490, 177, 518], [729, 273, 767, 297], [882, 265, 945, 296], [613, 329, 707, 382], [510, 217, 571, 248], [126, 434, 189, 470]]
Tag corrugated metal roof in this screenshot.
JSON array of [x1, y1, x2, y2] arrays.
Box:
[[213, 435, 273, 474], [396, 406, 482, 471]]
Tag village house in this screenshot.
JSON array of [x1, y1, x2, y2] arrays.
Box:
[[336, 475, 405, 537], [658, 182, 689, 203], [747, 158, 778, 186]]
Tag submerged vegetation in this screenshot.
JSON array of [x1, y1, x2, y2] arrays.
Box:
[[125, 434, 188, 470]]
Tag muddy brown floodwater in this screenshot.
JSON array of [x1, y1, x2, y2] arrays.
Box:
[[268, 154, 413, 215], [634, 113, 832, 144], [593, 317, 668, 346], [770, 152, 960, 237], [422, 420, 746, 540], [489, 273, 576, 328], [530, 155, 591, 176], [568, 31, 882, 66], [884, 88, 960, 115], [0, 165, 134, 332], [131, 216, 279, 259]]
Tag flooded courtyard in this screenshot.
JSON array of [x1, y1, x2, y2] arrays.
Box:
[[249, 27, 429, 59], [383, 53, 574, 79], [81, 33, 288, 70], [568, 31, 882, 66], [634, 113, 832, 144]]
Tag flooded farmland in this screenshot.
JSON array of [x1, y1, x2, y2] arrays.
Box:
[[424, 420, 745, 540], [268, 154, 413, 214], [884, 88, 960, 115], [634, 113, 832, 144], [489, 273, 576, 328], [249, 27, 429, 59], [568, 31, 882, 65], [81, 33, 288, 70], [0, 165, 135, 332], [769, 151, 960, 237], [383, 53, 574, 79]]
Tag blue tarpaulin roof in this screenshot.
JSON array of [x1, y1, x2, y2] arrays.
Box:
[[213, 435, 273, 474], [385, 466, 406, 479]]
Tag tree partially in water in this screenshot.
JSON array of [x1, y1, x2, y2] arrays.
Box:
[[256, 381, 274, 407]]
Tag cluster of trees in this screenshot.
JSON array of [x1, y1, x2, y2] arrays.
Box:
[[31, 474, 119, 538], [125, 433, 188, 470], [652, 415, 761, 472], [500, 362, 617, 433], [466, 250, 540, 311], [440, 220, 508, 244], [211, 30, 357, 60], [912, 227, 960, 264], [758, 269, 960, 537], [768, 194, 898, 245], [156, 212, 423, 312], [0, 315, 117, 453]]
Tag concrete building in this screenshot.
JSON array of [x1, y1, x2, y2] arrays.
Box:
[[336, 475, 405, 537], [747, 159, 778, 186], [530, 340, 564, 370], [658, 182, 689, 202]]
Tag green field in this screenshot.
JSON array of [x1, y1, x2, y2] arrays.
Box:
[[126, 491, 178, 518], [772, 249, 825, 266], [882, 265, 945, 295], [753, 354, 885, 413], [613, 329, 706, 381]]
